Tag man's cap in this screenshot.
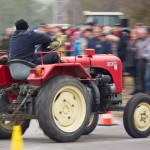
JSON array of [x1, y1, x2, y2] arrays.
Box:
[[85, 22, 95, 26], [84, 29, 93, 32], [99, 33, 107, 36], [15, 19, 29, 30]]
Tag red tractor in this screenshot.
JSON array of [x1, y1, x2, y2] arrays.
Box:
[[0, 46, 149, 142]]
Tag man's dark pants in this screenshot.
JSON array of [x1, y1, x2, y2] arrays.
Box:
[[35, 53, 59, 65], [135, 59, 147, 92]]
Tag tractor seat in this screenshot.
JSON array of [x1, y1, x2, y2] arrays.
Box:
[[7, 59, 37, 80]]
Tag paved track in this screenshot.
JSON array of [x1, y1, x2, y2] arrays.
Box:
[[0, 120, 149, 150]]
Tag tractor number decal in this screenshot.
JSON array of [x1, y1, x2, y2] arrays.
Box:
[[106, 62, 118, 70]]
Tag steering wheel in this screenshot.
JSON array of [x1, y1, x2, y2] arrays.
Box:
[[47, 40, 62, 51], [35, 39, 62, 53]]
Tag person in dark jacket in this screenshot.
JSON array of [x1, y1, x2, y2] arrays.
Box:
[[10, 19, 59, 65], [125, 30, 138, 94], [113, 24, 128, 61], [113, 24, 129, 87], [88, 27, 101, 49], [88, 33, 112, 54]]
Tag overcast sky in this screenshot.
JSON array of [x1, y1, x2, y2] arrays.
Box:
[[36, 0, 52, 4]]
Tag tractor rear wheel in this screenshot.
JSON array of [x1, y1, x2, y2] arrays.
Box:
[[83, 113, 99, 135], [123, 93, 150, 138], [36, 76, 91, 142], [0, 87, 30, 139]]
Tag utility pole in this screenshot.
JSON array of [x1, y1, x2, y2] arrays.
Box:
[[69, 0, 81, 24], [52, 0, 68, 23], [52, 0, 81, 24]]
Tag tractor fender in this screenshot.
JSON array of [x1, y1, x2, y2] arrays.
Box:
[[28, 63, 92, 86]]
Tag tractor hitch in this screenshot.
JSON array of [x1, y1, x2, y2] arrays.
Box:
[[108, 104, 125, 111]]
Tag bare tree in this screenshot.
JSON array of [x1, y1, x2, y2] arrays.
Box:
[[66, 0, 82, 24], [129, 0, 150, 25]]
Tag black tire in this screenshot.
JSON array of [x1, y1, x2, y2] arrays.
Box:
[[123, 93, 150, 138], [0, 120, 30, 139], [35, 76, 91, 142], [0, 87, 30, 139], [83, 114, 99, 135]]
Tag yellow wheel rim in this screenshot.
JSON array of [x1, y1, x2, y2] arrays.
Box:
[[134, 102, 150, 131], [52, 86, 86, 132]]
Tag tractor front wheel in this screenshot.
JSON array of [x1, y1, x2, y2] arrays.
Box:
[[123, 93, 150, 138]]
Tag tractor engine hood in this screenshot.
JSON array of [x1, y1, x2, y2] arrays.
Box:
[[61, 55, 91, 68], [62, 54, 122, 94], [62, 54, 121, 70]]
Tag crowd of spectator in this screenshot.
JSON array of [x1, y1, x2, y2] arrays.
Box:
[[0, 22, 150, 95]]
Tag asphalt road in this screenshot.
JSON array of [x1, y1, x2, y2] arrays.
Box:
[[0, 119, 149, 150]]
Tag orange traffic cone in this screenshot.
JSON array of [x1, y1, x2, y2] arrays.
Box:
[[98, 111, 117, 126]]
